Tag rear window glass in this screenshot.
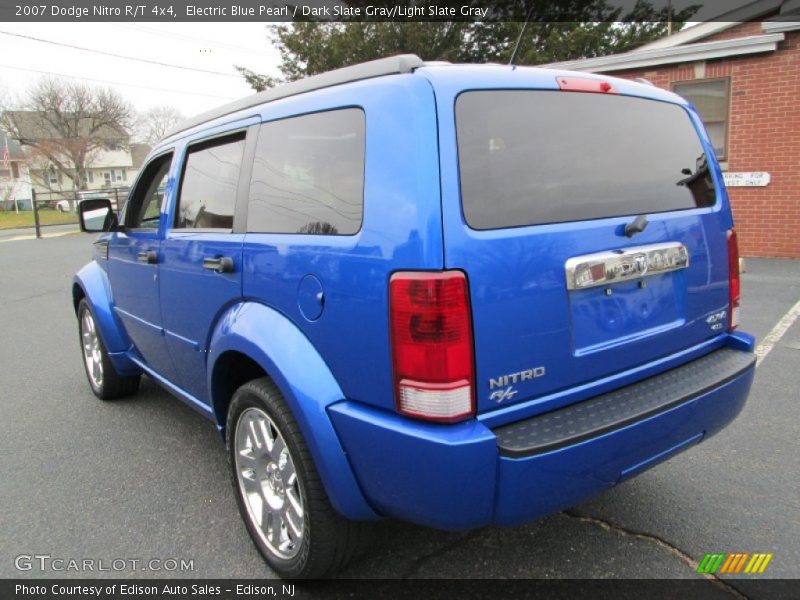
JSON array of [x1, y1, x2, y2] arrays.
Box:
[[456, 90, 716, 230], [247, 108, 365, 235]]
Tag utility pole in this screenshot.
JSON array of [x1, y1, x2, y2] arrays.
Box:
[[31, 187, 41, 239], [667, 0, 673, 36]]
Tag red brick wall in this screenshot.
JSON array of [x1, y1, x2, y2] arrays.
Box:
[[701, 21, 765, 42], [604, 28, 800, 258]]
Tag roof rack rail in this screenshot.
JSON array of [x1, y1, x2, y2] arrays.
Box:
[[163, 54, 424, 140]]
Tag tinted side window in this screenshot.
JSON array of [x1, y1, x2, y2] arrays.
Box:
[[456, 91, 716, 230], [248, 109, 365, 235], [126, 152, 172, 229], [176, 134, 245, 229]]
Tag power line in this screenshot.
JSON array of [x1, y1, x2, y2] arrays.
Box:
[[0, 30, 241, 79], [115, 23, 270, 55], [0, 63, 238, 101]]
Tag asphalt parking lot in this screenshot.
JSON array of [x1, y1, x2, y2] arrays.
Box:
[[1, 234, 798, 591]]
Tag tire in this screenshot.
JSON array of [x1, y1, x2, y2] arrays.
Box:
[[77, 299, 140, 400], [227, 378, 369, 578]]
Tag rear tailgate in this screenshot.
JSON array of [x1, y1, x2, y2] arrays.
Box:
[[443, 81, 732, 416]]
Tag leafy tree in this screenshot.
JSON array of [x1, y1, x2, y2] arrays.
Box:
[[237, 0, 697, 91], [236, 22, 477, 91]]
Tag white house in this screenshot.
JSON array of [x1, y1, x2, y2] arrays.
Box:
[[0, 131, 32, 211], [2, 111, 150, 200]]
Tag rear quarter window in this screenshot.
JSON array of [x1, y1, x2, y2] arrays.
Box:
[[456, 90, 717, 230], [247, 108, 365, 235]]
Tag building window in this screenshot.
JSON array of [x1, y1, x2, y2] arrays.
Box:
[[672, 78, 730, 159], [103, 172, 111, 186], [83, 171, 94, 185], [115, 169, 126, 182], [47, 167, 62, 185], [11, 162, 19, 179]]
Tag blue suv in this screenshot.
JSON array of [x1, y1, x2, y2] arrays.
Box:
[[73, 55, 756, 578]]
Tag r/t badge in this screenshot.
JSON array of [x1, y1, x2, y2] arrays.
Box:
[[490, 386, 518, 403]]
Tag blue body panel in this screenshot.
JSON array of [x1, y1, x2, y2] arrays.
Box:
[[159, 231, 244, 405], [240, 75, 442, 414], [104, 148, 181, 381], [493, 353, 753, 526], [328, 402, 498, 529], [109, 228, 177, 376], [154, 117, 255, 401], [330, 336, 755, 530], [73, 64, 755, 531], [418, 65, 736, 416], [206, 301, 378, 520]]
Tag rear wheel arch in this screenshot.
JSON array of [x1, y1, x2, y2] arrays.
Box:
[[205, 302, 379, 521], [210, 350, 268, 438]]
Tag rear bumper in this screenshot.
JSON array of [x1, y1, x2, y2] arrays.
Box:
[[328, 335, 756, 530]]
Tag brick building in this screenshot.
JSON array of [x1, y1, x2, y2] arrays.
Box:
[[549, 1, 800, 258]]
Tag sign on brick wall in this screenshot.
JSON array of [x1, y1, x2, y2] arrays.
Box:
[[723, 172, 771, 187]]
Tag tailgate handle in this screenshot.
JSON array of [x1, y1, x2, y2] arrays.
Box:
[[624, 215, 649, 238], [565, 242, 689, 290]]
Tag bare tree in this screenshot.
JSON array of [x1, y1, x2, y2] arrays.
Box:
[[0, 182, 14, 210], [134, 105, 184, 145], [0, 80, 12, 107], [0, 77, 133, 192]]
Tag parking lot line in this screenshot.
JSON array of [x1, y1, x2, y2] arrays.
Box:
[[755, 297, 800, 366]]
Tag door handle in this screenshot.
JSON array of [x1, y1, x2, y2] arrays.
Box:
[[137, 250, 158, 264], [202, 256, 234, 273]]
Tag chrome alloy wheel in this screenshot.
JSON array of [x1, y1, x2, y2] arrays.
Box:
[[234, 407, 305, 559], [81, 310, 103, 389]]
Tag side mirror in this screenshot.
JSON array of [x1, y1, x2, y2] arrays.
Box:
[[78, 198, 118, 232]]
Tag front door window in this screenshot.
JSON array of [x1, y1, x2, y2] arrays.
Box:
[[126, 154, 172, 230]]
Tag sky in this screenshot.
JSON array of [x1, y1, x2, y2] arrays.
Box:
[[0, 0, 757, 123], [0, 23, 282, 118]]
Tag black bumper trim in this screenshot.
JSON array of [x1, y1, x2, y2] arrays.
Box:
[[494, 347, 756, 458]]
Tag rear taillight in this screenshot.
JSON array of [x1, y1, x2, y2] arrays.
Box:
[[389, 271, 475, 422], [727, 229, 741, 330]]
